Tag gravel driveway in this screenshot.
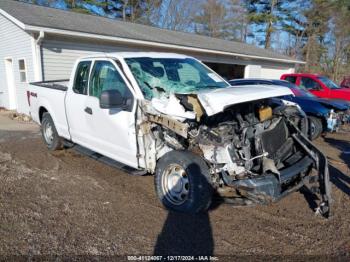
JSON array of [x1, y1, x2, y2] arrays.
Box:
[[0, 111, 349, 259]]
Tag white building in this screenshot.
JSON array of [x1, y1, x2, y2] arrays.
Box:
[[0, 0, 303, 114]]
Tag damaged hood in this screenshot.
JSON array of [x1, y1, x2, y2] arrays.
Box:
[[197, 85, 293, 116]]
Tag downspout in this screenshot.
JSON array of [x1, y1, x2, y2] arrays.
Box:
[[34, 31, 45, 81], [36, 30, 45, 45]]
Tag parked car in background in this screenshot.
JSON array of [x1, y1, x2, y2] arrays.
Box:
[[229, 79, 350, 140], [281, 73, 350, 101], [27, 53, 331, 217], [341, 77, 350, 88]]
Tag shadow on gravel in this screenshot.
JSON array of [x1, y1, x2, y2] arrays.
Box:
[[153, 212, 214, 256], [329, 165, 350, 197], [299, 186, 319, 211], [153, 163, 216, 256], [323, 137, 350, 196], [324, 137, 350, 169]]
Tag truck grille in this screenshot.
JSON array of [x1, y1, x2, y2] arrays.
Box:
[[261, 119, 289, 158]]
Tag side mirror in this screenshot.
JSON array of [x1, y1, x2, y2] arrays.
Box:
[[99, 90, 125, 109]]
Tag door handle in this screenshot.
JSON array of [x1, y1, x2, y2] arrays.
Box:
[[84, 107, 93, 115]]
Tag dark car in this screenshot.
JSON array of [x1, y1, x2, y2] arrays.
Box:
[[229, 79, 350, 140]]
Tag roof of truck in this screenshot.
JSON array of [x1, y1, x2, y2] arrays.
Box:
[[81, 52, 191, 60]]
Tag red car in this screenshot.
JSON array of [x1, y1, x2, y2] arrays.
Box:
[[341, 77, 350, 88], [281, 73, 350, 101]]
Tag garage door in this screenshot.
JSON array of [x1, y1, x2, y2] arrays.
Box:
[[261, 66, 294, 80]]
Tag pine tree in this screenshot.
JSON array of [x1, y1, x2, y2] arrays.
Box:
[[246, 0, 284, 49]]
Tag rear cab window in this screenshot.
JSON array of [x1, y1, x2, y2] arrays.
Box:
[[300, 77, 322, 90], [73, 61, 91, 95], [284, 76, 297, 84]]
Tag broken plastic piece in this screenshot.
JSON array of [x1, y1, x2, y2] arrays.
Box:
[[151, 94, 196, 121]]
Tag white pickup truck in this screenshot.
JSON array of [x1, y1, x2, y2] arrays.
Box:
[[28, 52, 331, 217]]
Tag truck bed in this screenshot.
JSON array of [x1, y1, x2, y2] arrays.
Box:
[[30, 80, 69, 91], [28, 79, 71, 140]]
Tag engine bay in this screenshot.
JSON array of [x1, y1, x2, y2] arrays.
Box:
[[140, 95, 307, 181], [136, 92, 331, 217]]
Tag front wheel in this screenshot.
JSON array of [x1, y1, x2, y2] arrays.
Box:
[[154, 151, 213, 213], [41, 112, 63, 151], [308, 116, 323, 140]]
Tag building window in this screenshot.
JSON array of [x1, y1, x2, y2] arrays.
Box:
[[18, 59, 27, 82]]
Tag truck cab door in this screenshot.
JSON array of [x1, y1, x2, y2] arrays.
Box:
[[83, 60, 138, 168], [300, 76, 329, 98], [65, 60, 93, 146]]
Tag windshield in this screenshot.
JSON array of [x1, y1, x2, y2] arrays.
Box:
[[125, 57, 229, 99], [317, 76, 341, 89]]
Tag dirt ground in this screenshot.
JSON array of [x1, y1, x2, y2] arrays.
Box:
[[0, 111, 349, 259]]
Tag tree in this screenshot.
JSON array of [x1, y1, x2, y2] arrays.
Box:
[[303, 0, 332, 72], [246, 0, 283, 49], [194, 0, 228, 38], [152, 0, 199, 32], [98, 0, 162, 23], [224, 0, 250, 42], [324, 0, 350, 81], [280, 1, 309, 59]]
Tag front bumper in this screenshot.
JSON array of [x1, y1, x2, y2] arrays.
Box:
[[220, 128, 332, 218], [221, 156, 313, 203]]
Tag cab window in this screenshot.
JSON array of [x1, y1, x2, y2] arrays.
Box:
[[300, 77, 322, 90], [284, 76, 297, 84], [89, 61, 132, 99], [73, 61, 91, 95]]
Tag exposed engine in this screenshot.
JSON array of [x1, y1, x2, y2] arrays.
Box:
[[137, 93, 331, 217], [153, 98, 307, 184]]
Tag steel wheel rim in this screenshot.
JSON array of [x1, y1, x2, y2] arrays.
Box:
[[310, 121, 316, 136], [161, 164, 190, 205], [43, 121, 54, 145]]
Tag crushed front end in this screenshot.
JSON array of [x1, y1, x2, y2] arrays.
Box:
[[189, 99, 331, 217], [138, 95, 332, 218]]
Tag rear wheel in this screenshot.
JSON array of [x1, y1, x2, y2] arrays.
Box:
[[41, 112, 63, 151], [154, 150, 213, 213], [308, 116, 323, 140]]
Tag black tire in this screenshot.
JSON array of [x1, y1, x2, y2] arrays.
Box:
[[41, 112, 63, 151], [308, 116, 323, 140], [154, 150, 213, 213]]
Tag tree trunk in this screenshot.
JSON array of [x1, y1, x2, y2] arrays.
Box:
[[305, 34, 315, 72], [122, 0, 129, 21], [265, 0, 277, 49]]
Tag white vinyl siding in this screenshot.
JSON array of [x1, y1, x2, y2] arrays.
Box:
[[0, 14, 34, 114], [41, 39, 137, 80]]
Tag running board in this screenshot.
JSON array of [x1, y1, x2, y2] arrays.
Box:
[[74, 145, 148, 176]]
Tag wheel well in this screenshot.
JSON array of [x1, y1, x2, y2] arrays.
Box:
[[39, 107, 48, 123]]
